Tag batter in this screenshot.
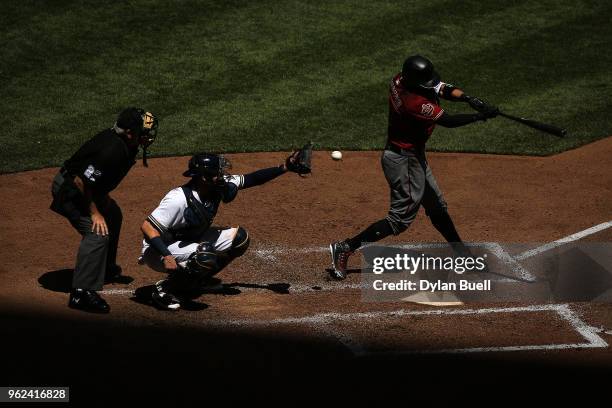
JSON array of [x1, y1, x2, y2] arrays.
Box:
[[329, 55, 498, 279]]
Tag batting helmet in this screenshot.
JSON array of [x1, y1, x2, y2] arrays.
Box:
[[182, 153, 231, 180], [401, 55, 441, 90]]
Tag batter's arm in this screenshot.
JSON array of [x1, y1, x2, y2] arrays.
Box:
[[439, 83, 466, 101], [441, 83, 497, 116], [436, 111, 489, 128]]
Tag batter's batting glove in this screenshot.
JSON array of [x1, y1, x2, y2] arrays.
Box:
[[465, 95, 487, 111], [480, 104, 499, 119], [285, 142, 313, 175], [465, 95, 499, 119]]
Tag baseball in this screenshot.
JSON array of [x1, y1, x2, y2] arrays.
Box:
[[331, 150, 342, 160]]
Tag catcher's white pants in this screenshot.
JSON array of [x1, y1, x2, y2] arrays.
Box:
[[140, 226, 238, 272]]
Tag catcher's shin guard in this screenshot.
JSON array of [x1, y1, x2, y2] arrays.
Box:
[[216, 227, 250, 273], [228, 226, 250, 258]]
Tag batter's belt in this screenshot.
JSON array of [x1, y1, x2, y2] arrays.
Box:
[[385, 143, 425, 156]]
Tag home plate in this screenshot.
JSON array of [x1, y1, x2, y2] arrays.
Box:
[[401, 291, 464, 306]]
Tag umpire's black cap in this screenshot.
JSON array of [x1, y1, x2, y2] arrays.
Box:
[[116, 107, 146, 131]]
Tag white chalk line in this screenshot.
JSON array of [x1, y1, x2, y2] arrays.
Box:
[[515, 221, 612, 261], [101, 281, 364, 296], [254, 241, 537, 282], [104, 221, 611, 297], [102, 222, 612, 355], [219, 304, 607, 355]]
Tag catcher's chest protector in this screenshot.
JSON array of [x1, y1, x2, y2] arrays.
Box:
[[176, 186, 219, 239]]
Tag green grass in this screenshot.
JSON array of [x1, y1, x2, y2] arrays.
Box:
[[1, 0, 610, 172]]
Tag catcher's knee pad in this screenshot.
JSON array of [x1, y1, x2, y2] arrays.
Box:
[[169, 242, 219, 293], [186, 241, 219, 276], [228, 226, 250, 258]]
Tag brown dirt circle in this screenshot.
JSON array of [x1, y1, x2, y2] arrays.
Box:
[[0, 137, 611, 359]]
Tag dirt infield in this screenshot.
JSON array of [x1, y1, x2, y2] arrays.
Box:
[[1, 137, 611, 403]]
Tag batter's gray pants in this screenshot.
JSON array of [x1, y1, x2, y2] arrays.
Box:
[[51, 172, 122, 291], [381, 146, 447, 234]]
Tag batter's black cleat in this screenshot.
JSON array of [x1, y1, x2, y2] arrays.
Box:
[[152, 280, 181, 311], [329, 241, 353, 280], [68, 289, 110, 314]]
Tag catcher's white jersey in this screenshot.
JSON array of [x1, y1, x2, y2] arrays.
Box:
[[141, 175, 244, 257]]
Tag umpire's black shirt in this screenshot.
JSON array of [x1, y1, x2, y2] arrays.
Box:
[[63, 128, 138, 198]]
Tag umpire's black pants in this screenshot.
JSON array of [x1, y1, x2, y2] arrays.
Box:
[[51, 172, 122, 291]]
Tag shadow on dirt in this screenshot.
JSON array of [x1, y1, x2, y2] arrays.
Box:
[[130, 279, 294, 311], [39, 268, 135, 293], [225, 282, 291, 294], [38, 268, 73, 293], [1, 304, 608, 405], [325, 267, 372, 278]]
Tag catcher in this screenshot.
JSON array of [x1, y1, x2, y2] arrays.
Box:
[[139, 144, 312, 310]]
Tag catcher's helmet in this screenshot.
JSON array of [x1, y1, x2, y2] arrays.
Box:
[[401, 55, 440, 90], [116, 107, 158, 148], [182, 153, 231, 179]]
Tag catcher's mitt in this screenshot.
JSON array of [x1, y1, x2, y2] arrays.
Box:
[[286, 142, 313, 175]]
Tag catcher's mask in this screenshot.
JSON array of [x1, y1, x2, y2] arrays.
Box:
[[182, 153, 231, 182], [115, 107, 159, 167], [401, 55, 441, 91]]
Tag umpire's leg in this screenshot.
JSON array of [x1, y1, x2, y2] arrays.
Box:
[[102, 198, 123, 272], [70, 216, 109, 291]]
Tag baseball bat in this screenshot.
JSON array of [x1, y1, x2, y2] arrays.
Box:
[[498, 111, 567, 138]]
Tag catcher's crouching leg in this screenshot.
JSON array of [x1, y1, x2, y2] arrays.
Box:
[[164, 242, 219, 297], [163, 228, 251, 298], [217, 226, 250, 271]]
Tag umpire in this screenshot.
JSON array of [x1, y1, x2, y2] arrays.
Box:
[[50, 108, 158, 313]]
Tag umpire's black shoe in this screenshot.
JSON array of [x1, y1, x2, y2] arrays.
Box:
[[329, 241, 353, 280], [68, 289, 110, 314]]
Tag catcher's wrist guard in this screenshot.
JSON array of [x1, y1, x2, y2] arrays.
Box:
[[149, 236, 171, 257]]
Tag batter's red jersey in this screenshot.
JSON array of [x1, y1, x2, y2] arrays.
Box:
[[387, 73, 444, 149]]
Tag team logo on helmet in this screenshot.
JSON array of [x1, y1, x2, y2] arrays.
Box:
[[421, 103, 435, 117], [143, 112, 155, 130]]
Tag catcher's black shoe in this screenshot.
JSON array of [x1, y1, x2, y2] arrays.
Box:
[[152, 280, 181, 311], [329, 241, 353, 280], [68, 289, 110, 314]]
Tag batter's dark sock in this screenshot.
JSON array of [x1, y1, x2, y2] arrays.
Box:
[[429, 210, 462, 243], [346, 219, 394, 251]]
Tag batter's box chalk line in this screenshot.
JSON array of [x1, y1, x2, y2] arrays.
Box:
[[253, 220, 612, 284], [104, 221, 612, 296], [221, 304, 608, 356]]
